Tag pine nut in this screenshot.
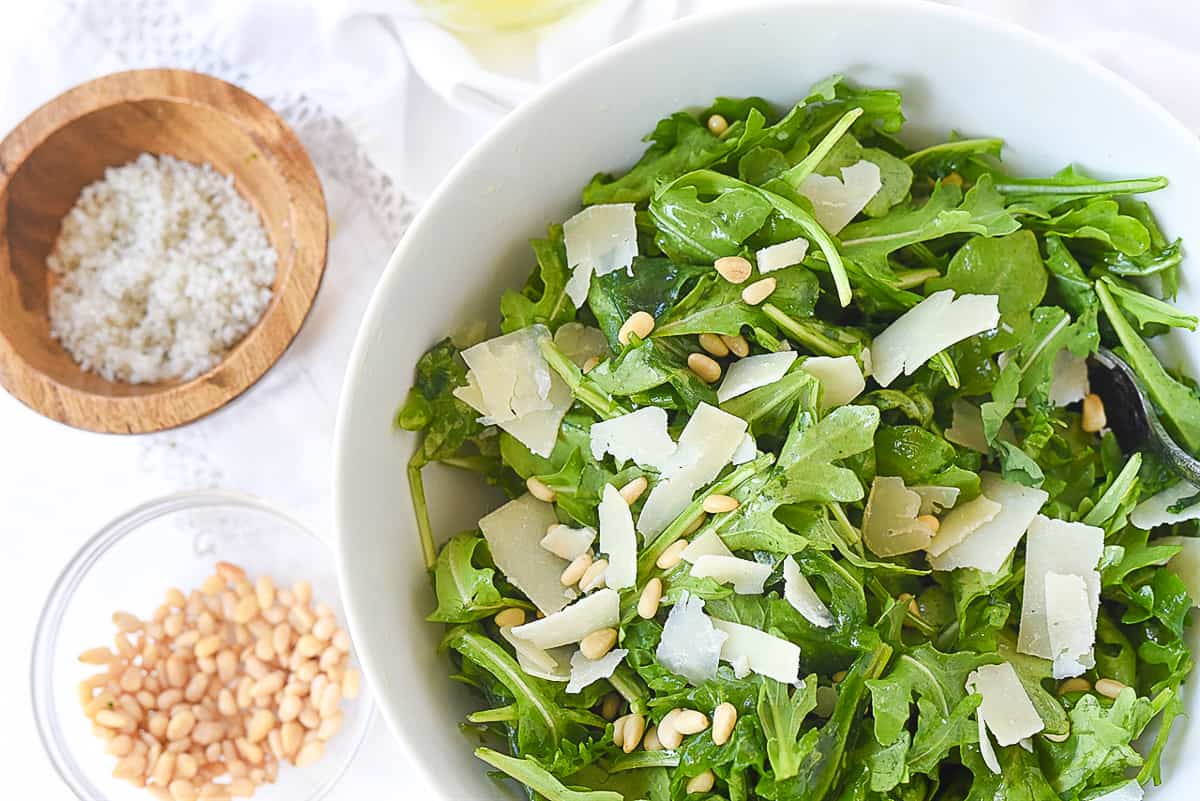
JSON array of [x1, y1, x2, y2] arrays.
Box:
[[698, 332, 730, 357], [832, 670, 847, 683], [707, 114, 729, 136], [618, 311, 656, 345], [267, 728, 285, 760], [235, 737, 263, 765], [319, 683, 343, 718], [527, 476, 558, 503], [153, 751, 176, 785], [658, 709, 683, 749], [169, 779, 197, 801], [232, 595, 258, 625], [166, 708, 196, 742], [278, 694, 303, 724], [295, 740, 325, 767], [600, 693, 621, 721], [191, 721, 223, 746], [201, 575, 225, 596], [742, 277, 776, 305], [229, 778, 256, 798], [316, 711, 343, 741], [561, 552, 593, 586], [107, 734, 134, 757], [97, 710, 132, 730], [612, 715, 628, 748], [320, 645, 343, 673], [494, 608, 526, 628], [579, 559, 608, 592], [79, 647, 114, 665], [721, 333, 750, 357], [1082, 393, 1107, 432], [642, 725, 662, 751], [120, 668, 143, 693], [247, 710, 275, 743], [184, 674, 209, 703], [681, 513, 707, 537], [254, 576, 274, 611], [1043, 728, 1071, 743], [281, 721, 303, 758], [289, 605, 316, 634], [1095, 678, 1126, 699], [702, 494, 739, 514], [193, 635, 222, 660], [687, 769, 715, 794], [299, 704, 320, 730], [621, 714, 646, 754], [312, 615, 336, 642], [712, 703, 737, 745], [273, 624, 291, 659], [293, 580, 313, 606], [332, 629, 351, 653], [638, 579, 663, 619], [619, 476, 649, 505], [113, 752, 147, 779], [687, 353, 722, 383], [714, 255, 752, 284], [251, 672, 284, 698], [295, 634, 324, 659], [216, 562, 246, 584], [580, 628, 618, 660], [582, 355, 601, 374], [1058, 677, 1092, 695], [916, 514, 940, 532], [656, 539, 690, 570], [165, 588, 186, 609], [674, 709, 710, 735]]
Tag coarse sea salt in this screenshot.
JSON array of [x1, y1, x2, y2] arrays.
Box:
[[47, 153, 277, 383]]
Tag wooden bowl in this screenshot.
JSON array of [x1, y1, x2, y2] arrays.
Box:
[[0, 69, 327, 433]]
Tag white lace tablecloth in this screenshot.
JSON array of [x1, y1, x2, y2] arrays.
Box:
[[2, 0, 1198, 797]]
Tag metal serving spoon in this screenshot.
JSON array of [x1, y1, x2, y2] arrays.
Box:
[[1087, 347, 1200, 486]]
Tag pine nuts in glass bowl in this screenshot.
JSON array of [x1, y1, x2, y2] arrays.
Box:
[[31, 492, 374, 801]]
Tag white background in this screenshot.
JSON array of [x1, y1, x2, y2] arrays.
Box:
[[2, 0, 1198, 797]]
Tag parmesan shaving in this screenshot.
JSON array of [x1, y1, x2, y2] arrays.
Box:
[[589, 406, 677, 469], [731, 433, 757, 465], [862, 476, 936, 557], [925, 494, 1002, 558], [869, 291, 1000, 388], [930, 474, 1048, 573], [945, 398, 990, 454], [1017, 516, 1102, 660], [800, 355, 866, 411], [1130, 481, 1200, 530], [689, 554, 772, 594], [966, 663, 1044, 746], [598, 484, 637, 590], [563, 203, 638, 307], [681, 529, 734, 563], [711, 618, 801, 684], [1048, 349, 1089, 407], [656, 592, 726, 685], [554, 322, 610, 368], [783, 556, 834, 628], [540, 524, 597, 561], [797, 160, 882, 234], [1044, 572, 1096, 679], [566, 648, 628, 693], [511, 589, 620, 649], [716, 352, 799, 403], [480, 494, 574, 615], [911, 485, 960, 516], [755, 237, 810, 273]]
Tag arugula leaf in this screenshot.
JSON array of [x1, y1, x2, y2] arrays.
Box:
[[652, 267, 819, 338], [1027, 199, 1151, 256], [1098, 274, 1198, 335], [587, 339, 716, 413], [587, 257, 709, 349], [925, 230, 1047, 332], [428, 534, 529, 622], [811, 131, 913, 217], [501, 225, 576, 333], [476, 748, 622, 801], [1040, 688, 1155, 795], [649, 185, 772, 263], [757, 677, 819, 780]]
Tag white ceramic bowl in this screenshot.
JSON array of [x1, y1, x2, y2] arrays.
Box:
[[334, 2, 1200, 798]]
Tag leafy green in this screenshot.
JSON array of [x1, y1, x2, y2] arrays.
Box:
[[501, 225, 576, 333], [427, 534, 529, 622]]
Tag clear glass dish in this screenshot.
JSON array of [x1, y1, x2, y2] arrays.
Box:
[[31, 491, 375, 801]]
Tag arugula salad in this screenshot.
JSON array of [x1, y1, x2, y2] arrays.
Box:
[[397, 76, 1199, 801]]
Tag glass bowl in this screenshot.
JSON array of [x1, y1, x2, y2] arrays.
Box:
[[31, 491, 375, 801]]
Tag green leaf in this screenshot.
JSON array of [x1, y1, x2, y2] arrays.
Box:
[[1098, 275, 1198, 334], [810, 132, 913, 217], [587, 339, 716, 413], [649, 185, 773, 263], [652, 268, 819, 338], [587, 257, 709, 350], [395, 338, 481, 463], [1039, 688, 1155, 795], [1043, 235, 1097, 319], [996, 441, 1046, 487], [873, 425, 956, 485], [1029, 198, 1151, 256], [925, 230, 1047, 330], [757, 677, 819, 780], [721, 370, 820, 438], [428, 534, 528, 623], [500, 225, 576, 333], [475, 748, 623, 801]]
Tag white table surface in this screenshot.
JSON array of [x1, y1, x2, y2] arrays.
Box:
[[5, 0, 1200, 798]]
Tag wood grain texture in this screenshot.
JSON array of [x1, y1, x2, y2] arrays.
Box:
[[0, 69, 328, 433]]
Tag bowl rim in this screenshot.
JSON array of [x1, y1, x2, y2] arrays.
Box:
[[333, 0, 1200, 795], [0, 68, 329, 435], [31, 489, 375, 801]]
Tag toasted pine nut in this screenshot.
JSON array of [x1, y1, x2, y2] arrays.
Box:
[[621, 714, 646, 754], [527, 476, 557, 503], [702, 494, 739, 514], [193, 635, 222, 660], [165, 588, 186, 609], [191, 721, 224, 746], [688, 352, 722, 383], [707, 114, 729, 136], [168, 779, 197, 801], [742, 277, 776, 305], [658, 709, 683, 749], [235, 737, 264, 765], [560, 552, 593, 586], [295, 740, 324, 767], [612, 714, 628, 748], [642, 725, 662, 751], [698, 332, 730, 357], [714, 255, 752, 284], [107, 734, 134, 757], [233, 595, 259, 624], [687, 769, 715, 794], [229, 778, 256, 798], [619, 476, 649, 506], [312, 615, 336, 642], [638, 579, 663, 619], [579, 559, 608, 592], [251, 672, 284, 698], [80, 647, 115, 665], [916, 514, 940, 532], [153, 751, 176, 785], [317, 711, 343, 741], [293, 580, 313, 607], [1095, 678, 1126, 699], [96, 709, 131, 730], [1058, 677, 1092, 695], [273, 623, 291, 659], [494, 608, 526, 628], [673, 709, 709, 735], [600, 693, 621, 721], [253, 576, 274, 611], [1082, 393, 1107, 433], [112, 611, 142, 632], [281, 721, 303, 758], [721, 333, 750, 357], [216, 561, 246, 584], [200, 575, 225, 597], [247, 709, 275, 743], [319, 683, 343, 718], [184, 673, 209, 703], [618, 311, 656, 345], [712, 702, 737, 745], [295, 634, 324, 659], [580, 628, 618, 660], [656, 539, 690, 570]]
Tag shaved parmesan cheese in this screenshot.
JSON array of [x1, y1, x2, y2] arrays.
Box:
[[976, 709, 1001, 774], [1017, 516, 1102, 660], [863, 477, 936, 557], [756, 237, 810, 273], [1091, 782, 1144, 801], [1160, 536, 1200, 608], [1045, 572, 1095, 679], [480, 494, 573, 614], [870, 291, 1000, 388], [454, 325, 570, 457], [1049, 349, 1089, 407], [966, 663, 1044, 746], [1130, 481, 1200, 530], [912, 485, 960, 516], [590, 406, 677, 469], [554, 322, 609, 368], [690, 554, 772, 594], [717, 352, 799, 403], [800, 355, 865, 411], [925, 495, 1002, 557], [731, 433, 757, 465], [783, 556, 834, 628], [500, 626, 570, 678], [945, 398, 990, 454], [517, 651, 572, 682], [798, 160, 882, 234], [730, 655, 751, 679], [930, 474, 1048, 573], [656, 592, 727, 685], [711, 618, 801, 684], [681, 529, 734, 562], [598, 484, 637, 590], [540, 524, 596, 561], [638, 404, 748, 536], [563, 203, 637, 307], [512, 588, 620, 649], [566, 648, 628, 693]]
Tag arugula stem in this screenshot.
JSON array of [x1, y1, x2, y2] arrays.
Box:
[[902, 137, 1004, 165], [827, 502, 862, 556], [609, 751, 680, 772], [539, 339, 628, 420], [467, 705, 517, 723], [608, 665, 649, 715], [408, 453, 437, 571], [475, 748, 622, 801], [782, 107, 864, 187], [993, 175, 1167, 196], [761, 304, 853, 358], [931, 352, 961, 389], [892, 267, 940, 290]]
